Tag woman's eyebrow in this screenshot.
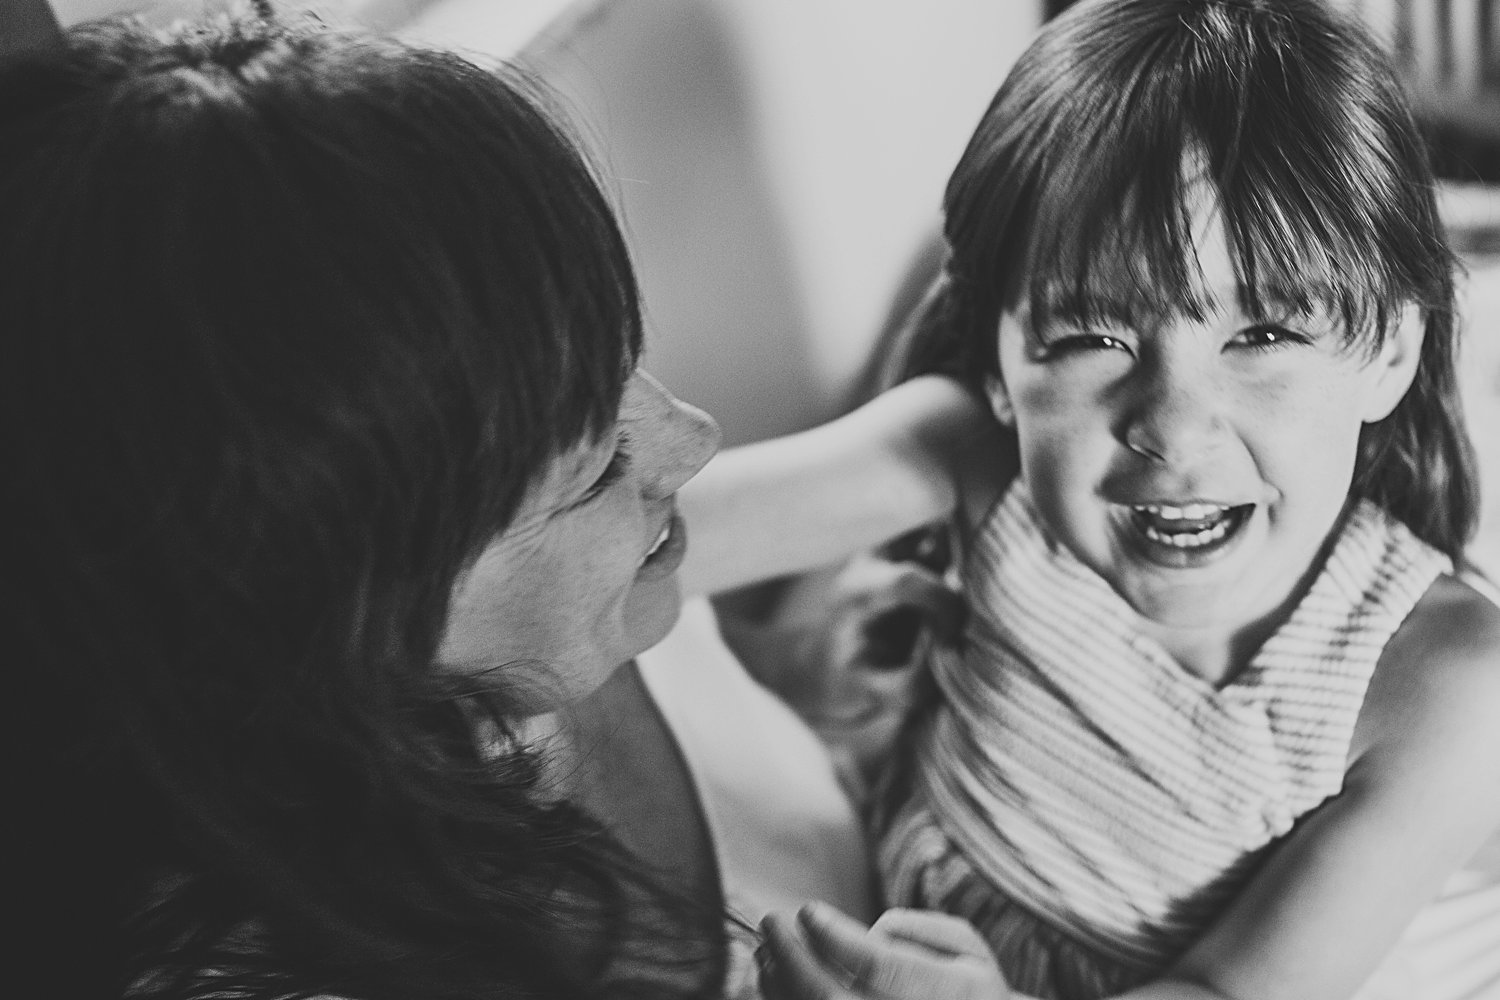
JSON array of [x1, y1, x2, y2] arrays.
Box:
[[539, 436, 612, 507], [566, 430, 631, 507]]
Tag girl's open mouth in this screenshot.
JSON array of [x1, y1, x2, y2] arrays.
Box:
[[1127, 502, 1254, 560]]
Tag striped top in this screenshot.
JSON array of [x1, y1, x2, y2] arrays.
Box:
[[878, 484, 1451, 999]]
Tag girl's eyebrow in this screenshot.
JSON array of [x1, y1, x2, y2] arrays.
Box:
[[1036, 290, 1138, 325], [1237, 282, 1334, 319], [1034, 283, 1337, 327]]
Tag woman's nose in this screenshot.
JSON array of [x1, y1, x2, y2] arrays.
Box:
[[1120, 355, 1225, 465], [634, 372, 722, 498]]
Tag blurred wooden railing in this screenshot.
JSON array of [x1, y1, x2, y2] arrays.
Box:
[[1334, 0, 1500, 147], [1045, 1, 1498, 172]]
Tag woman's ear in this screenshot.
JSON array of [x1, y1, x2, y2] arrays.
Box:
[[1362, 302, 1425, 423]]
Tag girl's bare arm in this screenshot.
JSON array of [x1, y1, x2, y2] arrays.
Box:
[[678, 375, 1003, 597], [758, 575, 1500, 1000], [1148, 574, 1500, 1000]]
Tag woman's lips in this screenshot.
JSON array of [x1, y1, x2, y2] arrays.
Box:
[[636, 513, 687, 580]]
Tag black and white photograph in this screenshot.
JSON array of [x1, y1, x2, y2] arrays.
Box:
[[6, 1, 1498, 997]]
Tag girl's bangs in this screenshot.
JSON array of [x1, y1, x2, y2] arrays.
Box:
[[1017, 137, 1402, 347]]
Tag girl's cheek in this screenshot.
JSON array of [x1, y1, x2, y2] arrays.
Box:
[[1015, 374, 1078, 420]]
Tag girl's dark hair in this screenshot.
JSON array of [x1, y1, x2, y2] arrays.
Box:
[[912, 0, 1478, 557], [3, 10, 721, 999]]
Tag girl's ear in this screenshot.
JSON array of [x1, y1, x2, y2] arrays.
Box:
[[1362, 302, 1425, 423], [984, 372, 1015, 426]]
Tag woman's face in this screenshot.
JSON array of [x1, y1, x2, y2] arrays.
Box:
[[437, 371, 720, 715]]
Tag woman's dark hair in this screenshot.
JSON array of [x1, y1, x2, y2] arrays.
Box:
[[911, 0, 1478, 558], [3, 9, 720, 999]]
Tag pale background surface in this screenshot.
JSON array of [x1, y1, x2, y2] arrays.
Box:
[[402, 0, 1039, 445], [1456, 247, 1500, 577]]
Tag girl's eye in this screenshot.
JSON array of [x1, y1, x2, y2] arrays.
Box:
[[1231, 324, 1308, 352], [578, 438, 632, 505], [1039, 332, 1135, 359]]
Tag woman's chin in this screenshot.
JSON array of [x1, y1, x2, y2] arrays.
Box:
[[622, 573, 686, 659]]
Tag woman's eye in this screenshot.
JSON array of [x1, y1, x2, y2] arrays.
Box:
[[578, 439, 632, 505], [1232, 324, 1307, 351]]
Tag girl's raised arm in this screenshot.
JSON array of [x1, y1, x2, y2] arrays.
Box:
[[678, 375, 1004, 597]]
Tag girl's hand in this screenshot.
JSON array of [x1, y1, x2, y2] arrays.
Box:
[[758, 902, 1010, 1000]]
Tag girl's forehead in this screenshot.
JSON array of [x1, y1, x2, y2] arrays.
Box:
[[1024, 182, 1351, 327]]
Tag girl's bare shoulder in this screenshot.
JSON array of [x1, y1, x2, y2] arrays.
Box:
[[1355, 571, 1500, 782], [1387, 571, 1500, 676]]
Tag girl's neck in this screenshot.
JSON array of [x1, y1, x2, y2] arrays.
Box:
[[1139, 521, 1344, 688], [1140, 616, 1279, 688]]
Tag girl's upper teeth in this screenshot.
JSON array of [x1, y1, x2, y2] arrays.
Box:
[[647, 524, 670, 555], [1135, 502, 1227, 520]]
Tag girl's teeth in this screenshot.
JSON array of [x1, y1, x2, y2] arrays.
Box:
[[1142, 517, 1231, 548], [1136, 502, 1228, 521], [1129, 502, 1249, 550]]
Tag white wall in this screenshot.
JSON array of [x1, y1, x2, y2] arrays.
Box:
[[404, 0, 1040, 443]]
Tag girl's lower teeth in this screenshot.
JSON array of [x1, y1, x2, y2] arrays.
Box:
[[1144, 519, 1229, 548]]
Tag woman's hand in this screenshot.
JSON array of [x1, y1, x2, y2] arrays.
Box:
[[758, 902, 1011, 1000]]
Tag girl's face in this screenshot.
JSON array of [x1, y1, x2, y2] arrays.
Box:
[[991, 190, 1423, 673], [436, 371, 721, 715]]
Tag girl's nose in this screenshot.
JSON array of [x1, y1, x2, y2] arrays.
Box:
[[634, 371, 722, 498], [1120, 355, 1226, 466]]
